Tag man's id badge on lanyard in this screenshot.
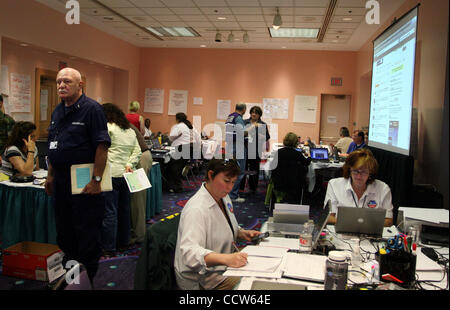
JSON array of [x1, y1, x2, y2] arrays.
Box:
[[49, 141, 58, 150]]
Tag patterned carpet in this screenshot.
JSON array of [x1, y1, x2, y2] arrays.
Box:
[[0, 168, 270, 290]]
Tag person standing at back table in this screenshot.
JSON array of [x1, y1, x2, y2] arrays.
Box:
[[0, 94, 15, 159], [45, 68, 111, 286]]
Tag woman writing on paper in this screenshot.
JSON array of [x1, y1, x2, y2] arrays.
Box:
[[0, 121, 39, 177], [101, 103, 141, 255], [324, 148, 393, 227], [174, 159, 261, 290]]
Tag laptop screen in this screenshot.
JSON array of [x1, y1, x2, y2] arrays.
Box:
[[311, 200, 331, 248], [310, 148, 329, 160], [151, 138, 161, 149]]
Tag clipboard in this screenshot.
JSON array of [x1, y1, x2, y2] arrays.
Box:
[[123, 168, 152, 193], [70, 163, 112, 194]]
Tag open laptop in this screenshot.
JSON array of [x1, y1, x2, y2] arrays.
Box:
[[311, 200, 331, 250], [150, 138, 169, 153], [335, 206, 386, 236], [310, 148, 329, 162]]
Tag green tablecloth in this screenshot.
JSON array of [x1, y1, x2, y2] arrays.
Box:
[[0, 164, 163, 249], [147, 162, 162, 219], [0, 183, 57, 249]]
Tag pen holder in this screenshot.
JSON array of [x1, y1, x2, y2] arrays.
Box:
[[377, 250, 416, 286]]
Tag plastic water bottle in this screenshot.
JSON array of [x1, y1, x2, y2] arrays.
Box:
[[324, 251, 348, 290], [299, 220, 314, 253], [351, 239, 362, 269]]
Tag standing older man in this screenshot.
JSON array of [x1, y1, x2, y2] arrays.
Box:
[[45, 68, 111, 285]]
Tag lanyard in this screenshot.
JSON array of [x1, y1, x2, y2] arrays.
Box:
[[219, 199, 235, 239], [351, 191, 366, 209]]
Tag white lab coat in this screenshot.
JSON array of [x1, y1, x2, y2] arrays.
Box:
[[174, 183, 240, 290], [324, 177, 393, 218]]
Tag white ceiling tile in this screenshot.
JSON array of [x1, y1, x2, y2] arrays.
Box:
[[262, 7, 295, 15], [294, 0, 329, 7], [193, 0, 228, 6], [200, 7, 233, 15], [153, 15, 183, 21], [293, 7, 327, 15], [179, 15, 208, 21], [334, 7, 366, 15], [77, 0, 103, 8], [141, 7, 172, 15], [171, 7, 203, 14], [81, 8, 111, 16], [295, 15, 323, 22], [128, 0, 164, 7], [211, 21, 241, 28], [97, 0, 134, 7], [226, 0, 260, 7], [328, 22, 359, 29], [337, 0, 366, 8], [259, 0, 294, 7], [238, 21, 269, 28], [235, 15, 265, 22], [206, 14, 236, 21], [160, 0, 196, 7], [231, 7, 263, 15], [292, 22, 322, 28], [114, 8, 147, 15]]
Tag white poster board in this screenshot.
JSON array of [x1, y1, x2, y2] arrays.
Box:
[[193, 97, 203, 105], [144, 88, 164, 113], [168, 89, 188, 115], [1, 65, 9, 95], [293, 95, 318, 123], [262, 98, 289, 119], [217, 99, 231, 120], [9, 73, 31, 113]]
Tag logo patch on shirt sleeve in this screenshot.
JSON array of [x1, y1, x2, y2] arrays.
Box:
[[367, 200, 378, 208]]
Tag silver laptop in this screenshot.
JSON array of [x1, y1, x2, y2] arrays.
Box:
[[335, 206, 386, 236], [311, 200, 331, 249]]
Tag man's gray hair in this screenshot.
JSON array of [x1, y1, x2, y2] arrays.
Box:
[[235, 102, 246, 112]]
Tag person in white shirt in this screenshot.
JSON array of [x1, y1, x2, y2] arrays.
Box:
[[324, 148, 393, 227], [174, 159, 261, 290], [165, 113, 195, 192], [143, 118, 152, 139], [331, 127, 353, 154]]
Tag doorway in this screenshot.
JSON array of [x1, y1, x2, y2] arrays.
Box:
[[319, 94, 351, 145]]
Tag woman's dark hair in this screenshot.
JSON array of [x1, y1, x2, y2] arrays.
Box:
[[145, 118, 151, 127], [102, 103, 130, 130], [340, 127, 350, 137], [7, 121, 36, 150], [342, 148, 378, 184], [249, 106, 263, 119], [205, 158, 241, 182], [176, 112, 193, 129]]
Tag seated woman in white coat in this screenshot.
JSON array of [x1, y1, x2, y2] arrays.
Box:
[[174, 159, 261, 290], [324, 148, 394, 227]]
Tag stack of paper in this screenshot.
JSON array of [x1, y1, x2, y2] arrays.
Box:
[[399, 207, 449, 224], [223, 245, 287, 279], [283, 253, 328, 282]]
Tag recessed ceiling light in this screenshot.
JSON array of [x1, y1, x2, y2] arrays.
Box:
[[217, 17, 226, 20], [20, 43, 28, 47], [200, 44, 207, 47], [48, 51, 55, 54], [281, 46, 287, 49], [146, 27, 200, 37], [342, 17, 353, 21]]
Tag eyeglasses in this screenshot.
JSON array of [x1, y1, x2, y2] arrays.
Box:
[[350, 169, 369, 176]]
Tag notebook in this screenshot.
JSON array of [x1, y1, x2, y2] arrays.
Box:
[[310, 148, 329, 161], [335, 206, 386, 236]]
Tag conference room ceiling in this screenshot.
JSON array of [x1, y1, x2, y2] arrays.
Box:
[[39, 0, 406, 51]]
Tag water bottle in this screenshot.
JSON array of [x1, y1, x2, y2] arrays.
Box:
[[299, 220, 314, 253], [351, 239, 362, 269], [324, 251, 348, 290]]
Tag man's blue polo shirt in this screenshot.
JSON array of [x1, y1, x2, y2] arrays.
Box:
[[47, 94, 111, 173]]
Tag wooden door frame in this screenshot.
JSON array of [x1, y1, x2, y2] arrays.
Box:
[[35, 68, 57, 139]]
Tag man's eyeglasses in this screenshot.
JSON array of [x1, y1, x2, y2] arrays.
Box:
[[350, 169, 369, 176]]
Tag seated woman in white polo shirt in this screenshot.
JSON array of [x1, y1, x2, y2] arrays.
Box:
[[324, 148, 393, 227]]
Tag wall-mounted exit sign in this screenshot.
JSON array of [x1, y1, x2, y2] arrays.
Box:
[[331, 77, 342, 86]]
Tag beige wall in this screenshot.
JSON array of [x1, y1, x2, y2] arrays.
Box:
[[354, 0, 449, 188], [138, 48, 357, 145], [0, 0, 141, 113]]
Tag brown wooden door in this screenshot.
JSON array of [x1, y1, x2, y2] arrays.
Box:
[[319, 94, 351, 145], [38, 76, 59, 139]]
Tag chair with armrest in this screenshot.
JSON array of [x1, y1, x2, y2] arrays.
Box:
[[134, 213, 180, 290]]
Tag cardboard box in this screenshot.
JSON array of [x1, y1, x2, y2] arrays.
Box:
[[2, 241, 65, 282]]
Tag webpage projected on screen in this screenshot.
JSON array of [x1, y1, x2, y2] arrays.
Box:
[[368, 7, 418, 156]]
